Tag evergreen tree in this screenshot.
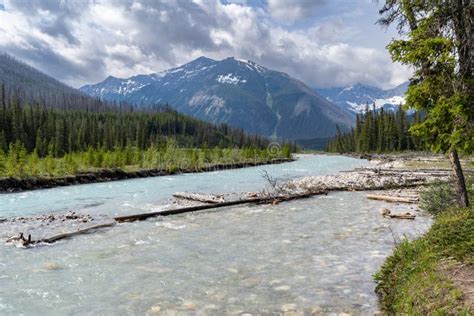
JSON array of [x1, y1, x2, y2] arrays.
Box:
[[379, 0, 473, 207], [326, 106, 424, 153]]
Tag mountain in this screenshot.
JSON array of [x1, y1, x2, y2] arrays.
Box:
[[316, 82, 409, 115], [80, 57, 353, 140], [0, 53, 279, 155], [0, 52, 110, 110]]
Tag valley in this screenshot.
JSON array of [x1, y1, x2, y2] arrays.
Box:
[[0, 0, 472, 314]]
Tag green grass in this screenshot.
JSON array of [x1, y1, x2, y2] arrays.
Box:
[[0, 145, 292, 179], [374, 206, 474, 315]]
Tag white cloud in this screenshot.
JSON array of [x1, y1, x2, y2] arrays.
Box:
[[267, 0, 325, 23], [0, 0, 411, 89]]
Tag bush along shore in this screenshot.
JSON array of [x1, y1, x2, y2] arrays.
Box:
[[0, 145, 293, 192], [374, 181, 474, 314]]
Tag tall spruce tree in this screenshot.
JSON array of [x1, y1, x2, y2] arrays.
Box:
[[379, 0, 473, 207]]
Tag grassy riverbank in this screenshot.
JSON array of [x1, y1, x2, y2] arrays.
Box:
[[0, 145, 291, 178], [0, 145, 293, 192], [375, 201, 473, 314]]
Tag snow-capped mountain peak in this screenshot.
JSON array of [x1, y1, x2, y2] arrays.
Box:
[[316, 82, 409, 115], [80, 56, 353, 140]]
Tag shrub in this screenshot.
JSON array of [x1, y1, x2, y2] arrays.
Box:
[[419, 180, 457, 215]]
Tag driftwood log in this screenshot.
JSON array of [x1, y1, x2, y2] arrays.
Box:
[[367, 194, 418, 204], [115, 190, 326, 223], [31, 222, 116, 245], [380, 208, 416, 220], [172, 192, 225, 204]]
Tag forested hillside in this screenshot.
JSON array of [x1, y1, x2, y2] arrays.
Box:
[[0, 55, 292, 181], [326, 105, 425, 153], [0, 53, 119, 111], [0, 90, 271, 157]]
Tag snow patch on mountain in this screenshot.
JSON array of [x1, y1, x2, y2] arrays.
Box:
[[346, 95, 405, 113], [216, 73, 247, 84], [234, 58, 266, 74], [189, 92, 226, 116]]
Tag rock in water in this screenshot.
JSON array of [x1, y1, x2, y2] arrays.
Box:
[[281, 303, 297, 312], [183, 301, 196, 310], [148, 305, 161, 314], [310, 306, 323, 314], [45, 262, 61, 270]]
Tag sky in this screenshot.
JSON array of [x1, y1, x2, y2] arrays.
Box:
[[0, 0, 411, 89]]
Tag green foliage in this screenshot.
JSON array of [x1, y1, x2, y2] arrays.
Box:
[[419, 180, 457, 216], [0, 142, 288, 179], [385, 8, 473, 156], [0, 90, 290, 158], [375, 207, 474, 314], [326, 105, 424, 153], [0, 87, 296, 179], [409, 93, 474, 154]]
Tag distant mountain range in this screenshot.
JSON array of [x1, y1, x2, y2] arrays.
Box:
[[80, 57, 353, 140], [316, 82, 409, 115]]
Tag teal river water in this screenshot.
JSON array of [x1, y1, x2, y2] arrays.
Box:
[[0, 155, 431, 315]]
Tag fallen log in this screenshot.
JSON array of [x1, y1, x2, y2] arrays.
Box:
[[380, 208, 416, 220], [115, 198, 261, 222], [115, 191, 325, 223], [12, 190, 326, 247], [388, 213, 416, 219], [367, 194, 418, 204], [32, 222, 116, 245], [172, 192, 225, 204]]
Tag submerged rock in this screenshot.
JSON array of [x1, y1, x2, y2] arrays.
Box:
[[45, 262, 61, 270], [281, 303, 297, 311], [148, 305, 161, 314], [183, 301, 196, 310], [274, 285, 291, 291], [309, 306, 323, 314]]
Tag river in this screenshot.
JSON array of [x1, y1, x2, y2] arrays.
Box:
[[0, 155, 431, 315]]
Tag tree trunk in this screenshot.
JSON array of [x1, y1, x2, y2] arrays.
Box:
[[448, 149, 469, 207]]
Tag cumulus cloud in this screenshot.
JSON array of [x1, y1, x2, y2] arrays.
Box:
[[0, 0, 410, 89]]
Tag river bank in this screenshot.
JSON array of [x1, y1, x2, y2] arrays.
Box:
[[375, 205, 473, 314], [366, 153, 473, 314], [0, 158, 293, 193]]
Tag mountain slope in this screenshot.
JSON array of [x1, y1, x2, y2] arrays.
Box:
[[0, 53, 108, 110], [0, 53, 279, 154], [81, 57, 353, 140], [316, 82, 409, 115]]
